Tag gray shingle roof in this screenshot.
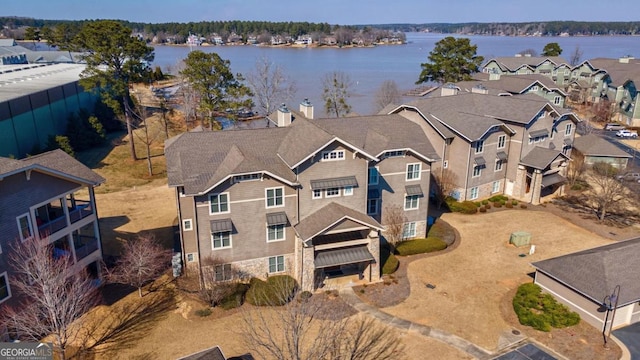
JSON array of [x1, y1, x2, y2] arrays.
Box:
[[529, 129, 549, 138], [533, 237, 640, 306], [586, 57, 640, 86], [485, 56, 569, 72], [176, 345, 226, 360], [402, 93, 557, 143], [573, 134, 632, 158], [454, 74, 565, 96], [0, 149, 104, 185], [294, 202, 382, 241], [166, 114, 439, 195], [520, 147, 567, 170]]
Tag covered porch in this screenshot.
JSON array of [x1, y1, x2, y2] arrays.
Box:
[[294, 202, 383, 292]]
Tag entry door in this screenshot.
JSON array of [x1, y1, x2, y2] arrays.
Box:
[[505, 181, 514, 196]]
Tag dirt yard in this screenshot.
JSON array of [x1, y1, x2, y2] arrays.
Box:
[[382, 210, 625, 358]]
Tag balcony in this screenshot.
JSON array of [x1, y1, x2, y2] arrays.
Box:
[[73, 235, 100, 261], [69, 200, 94, 224]]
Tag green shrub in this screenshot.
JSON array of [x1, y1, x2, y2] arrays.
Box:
[[512, 283, 580, 332], [299, 291, 313, 301], [219, 283, 250, 310], [571, 184, 583, 190], [382, 253, 399, 274], [195, 308, 212, 317], [474, 202, 482, 207], [427, 220, 455, 245], [47, 135, 75, 157], [481, 200, 489, 205], [489, 194, 508, 202], [246, 275, 298, 306], [512, 200, 518, 206], [445, 198, 478, 214], [396, 237, 447, 256]]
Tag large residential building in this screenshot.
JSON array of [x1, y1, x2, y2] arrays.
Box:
[[0, 149, 105, 309], [165, 104, 439, 291], [390, 90, 580, 205]]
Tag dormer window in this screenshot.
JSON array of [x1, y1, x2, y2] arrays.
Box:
[[321, 150, 345, 161]]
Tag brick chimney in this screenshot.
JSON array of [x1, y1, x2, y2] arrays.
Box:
[[300, 98, 314, 119], [277, 103, 292, 127]]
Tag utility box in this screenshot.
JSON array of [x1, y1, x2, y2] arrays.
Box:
[[510, 231, 531, 247]]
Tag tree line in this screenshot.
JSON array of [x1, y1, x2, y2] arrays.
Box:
[[370, 21, 640, 36]]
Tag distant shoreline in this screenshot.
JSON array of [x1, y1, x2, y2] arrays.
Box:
[[154, 42, 404, 49]]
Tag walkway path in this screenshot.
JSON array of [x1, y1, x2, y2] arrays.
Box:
[[339, 287, 493, 359]]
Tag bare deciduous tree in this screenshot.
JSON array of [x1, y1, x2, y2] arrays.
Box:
[[322, 71, 352, 118], [247, 56, 296, 117], [588, 162, 626, 222], [569, 45, 584, 66], [592, 99, 616, 124], [374, 80, 401, 112], [132, 97, 161, 176], [196, 256, 247, 306], [382, 205, 407, 253], [0, 237, 100, 360], [108, 234, 171, 297], [242, 285, 404, 360], [567, 150, 586, 187], [433, 168, 460, 209]]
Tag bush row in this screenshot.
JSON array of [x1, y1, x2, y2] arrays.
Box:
[[245, 275, 298, 306], [395, 237, 447, 256]]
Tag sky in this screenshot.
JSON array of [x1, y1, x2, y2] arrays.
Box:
[[5, 0, 640, 24]]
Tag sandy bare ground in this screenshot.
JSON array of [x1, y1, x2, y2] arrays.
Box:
[[96, 179, 176, 255], [382, 210, 619, 353]]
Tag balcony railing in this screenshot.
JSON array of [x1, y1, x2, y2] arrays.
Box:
[[69, 201, 93, 224], [74, 235, 100, 261], [38, 216, 67, 238]]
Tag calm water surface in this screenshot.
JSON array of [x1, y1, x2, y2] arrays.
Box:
[[153, 33, 640, 116]]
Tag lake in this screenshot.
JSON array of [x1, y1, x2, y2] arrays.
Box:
[[152, 33, 640, 117]]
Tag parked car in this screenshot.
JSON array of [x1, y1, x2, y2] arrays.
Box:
[[616, 129, 639, 138], [605, 123, 626, 131], [616, 172, 640, 182]]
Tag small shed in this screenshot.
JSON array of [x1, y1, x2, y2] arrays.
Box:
[[510, 231, 531, 247]]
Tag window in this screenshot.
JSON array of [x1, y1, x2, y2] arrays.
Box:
[[368, 167, 379, 185], [267, 224, 285, 242], [554, 96, 561, 105], [326, 188, 340, 197], [367, 198, 379, 215], [564, 69, 570, 75], [495, 160, 503, 172], [530, 85, 539, 92], [497, 135, 506, 149], [384, 150, 405, 158], [321, 150, 345, 161], [0, 272, 10, 304], [402, 222, 416, 239], [406, 163, 421, 181], [269, 256, 285, 273], [266, 187, 284, 208], [472, 166, 482, 177], [470, 187, 479, 200], [565, 123, 572, 136], [312, 189, 322, 199], [212, 231, 232, 249], [552, 69, 558, 75], [210, 193, 229, 214], [186, 253, 196, 262], [214, 264, 232, 281], [343, 186, 353, 196], [233, 173, 261, 182], [17, 214, 33, 241], [474, 141, 484, 154], [182, 219, 193, 231], [492, 181, 500, 194], [404, 195, 419, 210]]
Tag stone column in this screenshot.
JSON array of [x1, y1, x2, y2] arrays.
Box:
[[301, 245, 315, 292], [367, 230, 381, 283], [513, 165, 527, 200], [531, 169, 543, 205]]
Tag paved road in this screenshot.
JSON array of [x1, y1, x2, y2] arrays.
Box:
[[613, 322, 640, 360]]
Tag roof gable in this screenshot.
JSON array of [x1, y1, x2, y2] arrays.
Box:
[[520, 147, 568, 170], [0, 149, 104, 185], [294, 202, 382, 242]]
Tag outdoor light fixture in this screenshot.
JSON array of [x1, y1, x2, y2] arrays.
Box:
[[602, 285, 621, 349]]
